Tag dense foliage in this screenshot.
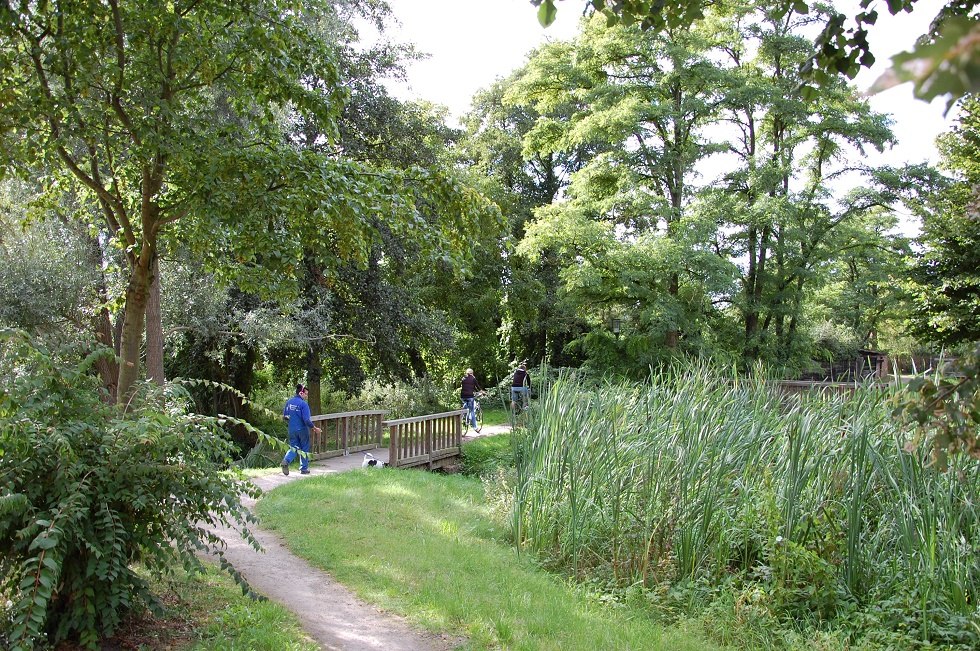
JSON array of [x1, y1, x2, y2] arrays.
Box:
[[507, 370, 980, 648], [0, 330, 263, 649]]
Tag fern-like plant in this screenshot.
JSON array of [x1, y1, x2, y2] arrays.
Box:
[[0, 330, 268, 649]]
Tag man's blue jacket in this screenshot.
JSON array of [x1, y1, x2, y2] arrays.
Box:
[[283, 394, 315, 434]]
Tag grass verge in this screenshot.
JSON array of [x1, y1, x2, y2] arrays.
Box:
[[50, 564, 318, 650], [460, 432, 514, 477], [181, 564, 319, 650], [255, 469, 726, 650]]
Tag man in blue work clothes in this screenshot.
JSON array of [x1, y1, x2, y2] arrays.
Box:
[[281, 383, 321, 475]]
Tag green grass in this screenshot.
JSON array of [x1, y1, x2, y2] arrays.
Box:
[[182, 566, 318, 651], [461, 433, 514, 477], [91, 563, 318, 650], [255, 470, 726, 651], [481, 404, 510, 426]]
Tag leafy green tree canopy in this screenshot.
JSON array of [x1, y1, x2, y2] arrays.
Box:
[[0, 0, 497, 402]]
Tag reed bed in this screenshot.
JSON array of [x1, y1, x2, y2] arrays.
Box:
[[509, 366, 980, 646]]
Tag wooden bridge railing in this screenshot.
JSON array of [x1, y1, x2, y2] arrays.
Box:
[[309, 410, 387, 460], [775, 380, 892, 397], [384, 409, 465, 470]]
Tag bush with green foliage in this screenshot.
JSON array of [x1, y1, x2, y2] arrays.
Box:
[[340, 376, 458, 419], [895, 340, 980, 469], [460, 434, 514, 478], [0, 330, 263, 649]]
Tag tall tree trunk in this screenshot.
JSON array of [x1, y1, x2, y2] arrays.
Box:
[[84, 232, 119, 401], [306, 345, 322, 416], [117, 250, 153, 404], [145, 254, 165, 385], [93, 306, 119, 403], [118, 166, 165, 404], [743, 224, 771, 360]]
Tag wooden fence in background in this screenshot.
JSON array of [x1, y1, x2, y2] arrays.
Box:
[[308, 410, 387, 460], [384, 409, 465, 470], [775, 380, 892, 397]]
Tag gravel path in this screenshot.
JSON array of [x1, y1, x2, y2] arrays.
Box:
[[205, 424, 510, 650]]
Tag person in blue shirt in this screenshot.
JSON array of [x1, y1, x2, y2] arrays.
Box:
[[281, 383, 321, 475]]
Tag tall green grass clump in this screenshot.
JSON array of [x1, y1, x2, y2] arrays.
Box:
[[508, 366, 980, 648]]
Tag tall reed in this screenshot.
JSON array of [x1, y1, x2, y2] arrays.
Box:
[[509, 366, 980, 644]]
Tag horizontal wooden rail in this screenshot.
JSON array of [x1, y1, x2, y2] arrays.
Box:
[[385, 409, 465, 470], [307, 410, 387, 460], [775, 380, 892, 396]]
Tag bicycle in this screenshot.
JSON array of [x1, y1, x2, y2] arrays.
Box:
[[462, 391, 485, 435], [510, 386, 530, 415], [510, 361, 531, 416]]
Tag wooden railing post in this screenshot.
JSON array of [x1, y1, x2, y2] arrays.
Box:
[[455, 408, 462, 447], [425, 419, 433, 470], [389, 424, 399, 468]]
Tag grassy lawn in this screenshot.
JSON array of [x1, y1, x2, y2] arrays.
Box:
[[481, 404, 510, 427], [255, 468, 726, 651], [180, 565, 318, 651]]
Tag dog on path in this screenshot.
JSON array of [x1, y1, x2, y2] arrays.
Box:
[[361, 452, 388, 468]]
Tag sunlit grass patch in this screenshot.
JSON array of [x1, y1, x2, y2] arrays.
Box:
[[256, 469, 722, 650]]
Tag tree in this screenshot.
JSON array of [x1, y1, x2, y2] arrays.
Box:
[[698, 2, 933, 366], [895, 96, 980, 466], [908, 95, 980, 346], [459, 73, 596, 371], [508, 15, 734, 362], [1, 0, 494, 404], [0, 179, 122, 399], [808, 209, 913, 351], [0, 0, 348, 401]]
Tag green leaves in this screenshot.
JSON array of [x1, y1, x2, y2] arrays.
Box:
[[870, 16, 980, 111], [0, 330, 262, 648], [893, 342, 980, 469], [537, 0, 559, 26], [0, 0, 351, 400]]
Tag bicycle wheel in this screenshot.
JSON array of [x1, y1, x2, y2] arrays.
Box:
[[462, 407, 471, 435], [474, 403, 483, 433]]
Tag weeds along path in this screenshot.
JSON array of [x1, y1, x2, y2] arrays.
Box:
[[203, 453, 460, 651]]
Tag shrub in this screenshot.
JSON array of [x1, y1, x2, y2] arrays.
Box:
[[461, 433, 514, 478], [344, 377, 457, 419], [0, 330, 263, 649]]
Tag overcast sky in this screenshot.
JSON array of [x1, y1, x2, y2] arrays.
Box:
[[384, 0, 952, 168]]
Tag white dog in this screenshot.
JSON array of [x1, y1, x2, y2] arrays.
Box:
[[361, 452, 388, 468]]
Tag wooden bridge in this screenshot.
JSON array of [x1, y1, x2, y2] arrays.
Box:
[[308, 408, 466, 470]]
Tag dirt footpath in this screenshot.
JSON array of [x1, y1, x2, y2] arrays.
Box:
[[206, 426, 511, 650]]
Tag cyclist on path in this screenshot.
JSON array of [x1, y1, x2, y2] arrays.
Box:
[[511, 361, 531, 412], [460, 368, 482, 431]]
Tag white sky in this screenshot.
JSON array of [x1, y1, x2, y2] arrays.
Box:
[[385, 0, 952, 166]]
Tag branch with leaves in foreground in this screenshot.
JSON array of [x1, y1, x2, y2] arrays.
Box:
[[531, 0, 979, 108], [894, 341, 980, 469]]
